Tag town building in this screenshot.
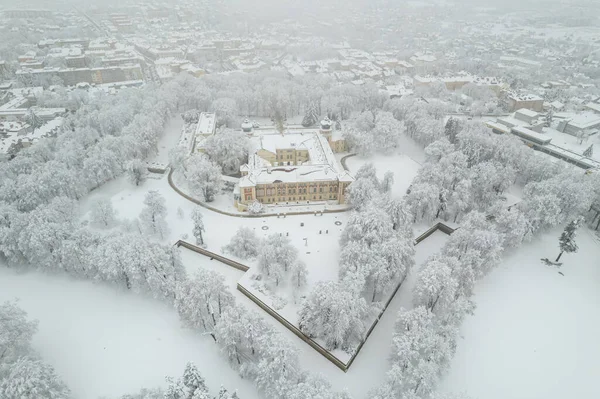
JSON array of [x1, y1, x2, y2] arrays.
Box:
[[506, 92, 544, 112], [413, 74, 505, 95], [193, 112, 217, 152], [556, 113, 600, 137], [235, 119, 352, 211]]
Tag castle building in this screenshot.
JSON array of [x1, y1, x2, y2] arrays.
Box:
[[235, 120, 352, 211]]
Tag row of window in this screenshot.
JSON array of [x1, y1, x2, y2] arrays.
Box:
[[260, 194, 338, 203], [258, 186, 339, 197]]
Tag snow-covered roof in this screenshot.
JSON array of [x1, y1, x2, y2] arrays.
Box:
[[240, 128, 352, 187], [566, 113, 600, 130], [585, 102, 600, 113], [508, 92, 543, 102], [195, 113, 216, 137], [515, 108, 539, 118]]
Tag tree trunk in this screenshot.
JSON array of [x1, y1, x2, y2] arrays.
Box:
[[430, 294, 441, 312], [556, 251, 564, 262]]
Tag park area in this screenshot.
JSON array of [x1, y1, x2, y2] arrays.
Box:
[[2, 116, 599, 399]]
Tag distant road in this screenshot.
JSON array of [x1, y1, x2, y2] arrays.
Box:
[[74, 7, 109, 37]]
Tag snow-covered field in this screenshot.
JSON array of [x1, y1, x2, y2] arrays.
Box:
[[5, 113, 598, 399], [0, 266, 260, 399], [438, 227, 600, 399]]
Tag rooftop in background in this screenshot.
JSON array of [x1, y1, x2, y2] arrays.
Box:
[[507, 92, 543, 102], [194, 113, 216, 137]]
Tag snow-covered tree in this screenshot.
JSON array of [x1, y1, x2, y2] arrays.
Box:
[[255, 332, 301, 399], [185, 155, 222, 202], [139, 190, 170, 239], [0, 301, 38, 365], [495, 208, 532, 248], [344, 111, 404, 155], [258, 234, 298, 285], [119, 387, 164, 399], [556, 218, 583, 262], [413, 257, 459, 313], [583, 144, 593, 157], [545, 109, 554, 127], [168, 146, 188, 172], [176, 269, 235, 341], [212, 97, 239, 128], [405, 183, 440, 222], [215, 305, 270, 376], [0, 301, 70, 399], [247, 200, 264, 214], [381, 171, 394, 193], [340, 206, 393, 248], [126, 159, 148, 186], [93, 235, 183, 299], [298, 281, 368, 350], [26, 108, 43, 134], [222, 226, 260, 259], [286, 373, 341, 399], [203, 129, 249, 174], [182, 362, 208, 397], [345, 178, 378, 211], [302, 102, 320, 127], [164, 376, 186, 399], [379, 197, 413, 238], [89, 198, 117, 228], [382, 306, 462, 398], [0, 356, 71, 399], [190, 207, 205, 246], [291, 260, 308, 291], [444, 117, 461, 144]]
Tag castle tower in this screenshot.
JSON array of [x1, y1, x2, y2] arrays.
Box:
[[319, 117, 332, 142], [241, 118, 253, 135]]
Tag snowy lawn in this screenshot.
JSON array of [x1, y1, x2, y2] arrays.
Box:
[[0, 266, 260, 399], [18, 161, 458, 398], [148, 115, 184, 164], [345, 152, 422, 199], [438, 227, 600, 399], [75, 158, 458, 397]]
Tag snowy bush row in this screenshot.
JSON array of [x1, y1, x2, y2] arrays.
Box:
[[298, 164, 416, 353]]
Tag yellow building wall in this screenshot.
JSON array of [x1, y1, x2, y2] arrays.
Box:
[[246, 181, 341, 204], [257, 149, 277, 165]]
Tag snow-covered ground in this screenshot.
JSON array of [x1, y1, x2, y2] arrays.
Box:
[[438, 227, 600, 399], [180, 229, 450, 398], [345, 152, 422, 199], [0, 266, 260, 399], [148, 115, 185, 164]]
